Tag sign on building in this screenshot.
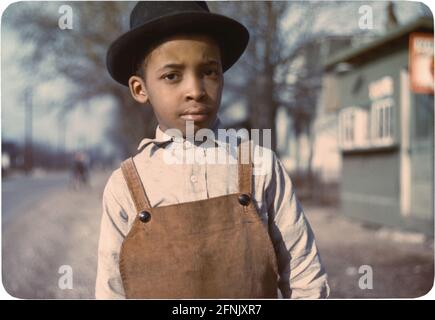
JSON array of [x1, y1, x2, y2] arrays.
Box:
[[409, 33, 434, 94]]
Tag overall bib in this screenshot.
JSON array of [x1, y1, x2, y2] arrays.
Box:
[[119, 140, 278, 298]]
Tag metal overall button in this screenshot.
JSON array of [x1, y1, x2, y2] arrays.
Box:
[[138, 210, 151, 223], [238, 193, 251, 206]]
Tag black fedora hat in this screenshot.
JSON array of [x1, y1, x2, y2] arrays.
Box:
[[106, 1, 250, 86]]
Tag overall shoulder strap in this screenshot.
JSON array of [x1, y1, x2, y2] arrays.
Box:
[[237, 139, 253, 195], [120, 157, 151, 213]]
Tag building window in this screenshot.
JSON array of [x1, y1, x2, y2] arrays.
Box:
[[340, 110, 354, 148], [371, 97, 394, 146], [339, 106, 369, 150]]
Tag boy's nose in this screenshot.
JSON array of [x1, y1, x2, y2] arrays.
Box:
[[185, 76, 206, 101]]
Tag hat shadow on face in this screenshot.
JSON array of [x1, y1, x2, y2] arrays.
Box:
[[133, 31, 223, 78]]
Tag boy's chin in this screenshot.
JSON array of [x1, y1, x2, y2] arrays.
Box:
[[181, 118, 214, 130], [166, 120, 213, 138]]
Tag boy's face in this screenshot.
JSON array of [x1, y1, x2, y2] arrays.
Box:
[[129, 34, 224, 136]]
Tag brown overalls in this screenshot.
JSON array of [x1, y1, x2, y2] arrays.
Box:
[[119, 140, 278, 298]]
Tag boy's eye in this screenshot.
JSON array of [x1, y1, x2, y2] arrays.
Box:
[[163, 73, 180, 81], [204, 69, 219, 77]]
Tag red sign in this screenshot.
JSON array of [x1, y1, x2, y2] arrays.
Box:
[[409, 33, 434, 94]]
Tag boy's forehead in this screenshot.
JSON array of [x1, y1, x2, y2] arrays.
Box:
[[147, 35, 221, 68]]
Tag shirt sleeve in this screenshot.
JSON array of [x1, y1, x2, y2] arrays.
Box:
[[265, 152, 330, 299], [95, 175, 128, 299]]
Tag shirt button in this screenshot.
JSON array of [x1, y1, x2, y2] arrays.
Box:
[[185, 141, 192, 148], [138, 210, 151, 223], [238, 193, 251, 206], [190, 175, 197, 183]]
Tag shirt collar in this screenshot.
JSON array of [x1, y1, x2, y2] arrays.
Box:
[[137, 117, 227, 151]]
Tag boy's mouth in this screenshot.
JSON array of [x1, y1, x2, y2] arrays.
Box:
[[180, 114, 209, 121], [180, 107, 210, 122]]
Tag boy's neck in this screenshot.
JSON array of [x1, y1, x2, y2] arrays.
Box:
[[156, 117, 222, 142]]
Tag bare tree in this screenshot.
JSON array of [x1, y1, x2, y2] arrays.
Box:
[[211, 1, 332, 154], [3, 2, 157, 158]]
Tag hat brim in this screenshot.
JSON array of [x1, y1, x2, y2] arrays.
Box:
[[106, 11, 250, 86]]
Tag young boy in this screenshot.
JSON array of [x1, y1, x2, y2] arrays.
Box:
[[96, 1, 329, 299]]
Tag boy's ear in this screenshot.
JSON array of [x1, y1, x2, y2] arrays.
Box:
[[128, 75, 149, 104]]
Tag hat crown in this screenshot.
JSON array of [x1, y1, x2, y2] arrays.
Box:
[[130, 1, 210, 29]]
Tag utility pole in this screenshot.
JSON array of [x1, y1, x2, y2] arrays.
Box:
[[24, 87, 33, 175], [57, 112, 66, 169]]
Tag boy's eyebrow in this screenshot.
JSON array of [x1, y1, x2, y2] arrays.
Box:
[[157, 59, 220, 72], [203, 59, 219, 66], [157, 63, 184, 72]]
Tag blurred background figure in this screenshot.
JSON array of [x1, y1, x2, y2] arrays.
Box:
[[2, 150, 11, 178], [70, 151, 90, 190]]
